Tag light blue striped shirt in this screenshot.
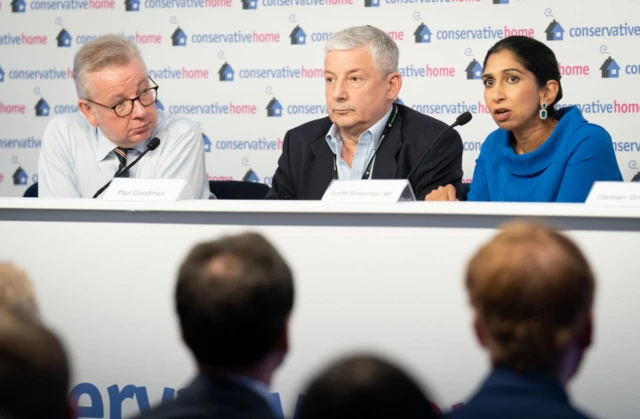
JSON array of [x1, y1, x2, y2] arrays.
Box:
[[325, 106, 393, 180], [38, 111, 211, 199]]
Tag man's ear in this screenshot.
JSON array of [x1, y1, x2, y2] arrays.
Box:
[[578, 310, 593, 350], [78, 100, 99, 127], [473, 312, 487, 348], [278, 315, 291, 354], [387, 72, 402, 101]]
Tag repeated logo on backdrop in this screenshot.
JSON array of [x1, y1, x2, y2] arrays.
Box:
[[1, 0, 640, 194]]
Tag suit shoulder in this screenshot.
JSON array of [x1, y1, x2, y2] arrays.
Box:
[[398, 105, 451, 132], [286, 116, 332, 141]]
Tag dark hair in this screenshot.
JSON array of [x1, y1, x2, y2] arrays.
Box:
[[483, 36, 563, 118], [297, 355, 440, 419], [0, 310, 70, 419], [176, 232, 294, 370]]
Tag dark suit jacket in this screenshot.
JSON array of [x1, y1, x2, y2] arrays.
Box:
[[446, 368, 591, 419], [265, 104, 463, 200], [133, 375, 277, 419]]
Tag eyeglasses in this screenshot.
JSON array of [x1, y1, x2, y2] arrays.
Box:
[[85, 76, 159, 118]]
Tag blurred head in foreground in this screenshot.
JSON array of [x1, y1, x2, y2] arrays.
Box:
[[466, 220, 595, 383], [297, 354, 440, 419], [0, 309, 71, 419]]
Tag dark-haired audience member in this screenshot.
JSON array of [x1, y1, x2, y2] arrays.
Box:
[[427, 36, 621, 202], [297, 355, 440, 419], [447, 221, 595, 419], [135, 232, 294, 419], [0, 262, 40, 323], [0, 309, 72, 419]]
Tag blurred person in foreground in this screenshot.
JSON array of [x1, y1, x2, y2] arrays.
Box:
[[135, 232, 294, 419], [0, 309, 72, 419], [297, 354, 440, 419], [0, 262, 40, 322], [447, 221, 595, 419]]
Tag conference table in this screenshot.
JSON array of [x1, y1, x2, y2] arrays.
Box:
[[0, 198, 638, 419]]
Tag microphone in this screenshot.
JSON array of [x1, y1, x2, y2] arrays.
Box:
[[405, 112, 472, 183], [92, 137, 161, 199]]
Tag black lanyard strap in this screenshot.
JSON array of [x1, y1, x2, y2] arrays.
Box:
[[332, 105, 398, 180]]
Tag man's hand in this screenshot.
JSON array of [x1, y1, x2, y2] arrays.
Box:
[[425, 184, 458, 201]]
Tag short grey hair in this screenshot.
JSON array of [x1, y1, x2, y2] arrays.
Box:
[[73, 34, 146, 99], [325, 25, 399, 77]]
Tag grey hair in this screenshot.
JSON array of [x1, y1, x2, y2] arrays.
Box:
[[324, 25, 399, 76], [73, 34, 146, 99]]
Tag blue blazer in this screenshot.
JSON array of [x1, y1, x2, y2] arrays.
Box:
[[133, 374, 277, 419], [446, 368, 592, 419]]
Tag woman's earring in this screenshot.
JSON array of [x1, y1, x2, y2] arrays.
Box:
[[539, 102, 548, 120]]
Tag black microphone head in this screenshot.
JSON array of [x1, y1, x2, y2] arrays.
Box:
[[456, 112, 473, 127], [147, 137, 161, 150]]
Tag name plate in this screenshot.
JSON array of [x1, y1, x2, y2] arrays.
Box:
[[586, 181, 640, 206], [321, 180, 416, 203], [102, 178, 194, 201]]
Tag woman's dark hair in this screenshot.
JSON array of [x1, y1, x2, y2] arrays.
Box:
[[483, 36, 563, 118]]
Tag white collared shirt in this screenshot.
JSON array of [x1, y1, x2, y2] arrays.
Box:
[[38, 111, 211, 199], [325, 106, 393, 180]]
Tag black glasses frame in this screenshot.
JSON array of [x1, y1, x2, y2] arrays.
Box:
[[85, 76, 159, 118]]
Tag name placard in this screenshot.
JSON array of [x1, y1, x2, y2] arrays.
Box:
[[102, 178, 194, 201], [585, 181, 640, 206], [321, 180, 416, 203]]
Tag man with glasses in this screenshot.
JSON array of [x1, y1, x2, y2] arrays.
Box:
[[38, 35, 211, 199]]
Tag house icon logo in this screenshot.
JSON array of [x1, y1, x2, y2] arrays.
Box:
[[364, 0, 379, 7], [124, 0, 140, 11], [171, 27, 187, 46], [465, 59, 483, 80], [35, 98, 50, 117], [290, 26, 306, 45], [242, 0, 257, 9], [218, 62, 235, 82], [242, 168, 260, 182], [12, 167, 28, 186], [414, 23, 431, 44], [56, 29, 72, 47], [600, 56, 621, 79], [155, 100, 165, 111], [266, 98, 283, 117], [545, 19, 564, 41], [202, 134, 212, 152], [0, 66, 5, 83], [493, 0, 508, 3], [11, 0, 26, 12]]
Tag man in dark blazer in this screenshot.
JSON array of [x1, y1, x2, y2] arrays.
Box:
[[265, 25, 463, 201], [447, 221, 595, 419], [134, 233, 294, 419]]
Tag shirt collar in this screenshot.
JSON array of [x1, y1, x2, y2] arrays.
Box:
[[325, 105, 394, 155], [95, 126, 152, 162]]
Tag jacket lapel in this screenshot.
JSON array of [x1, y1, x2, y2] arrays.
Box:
[[302, 135, 335, 199], [371, 111, 403, 179]]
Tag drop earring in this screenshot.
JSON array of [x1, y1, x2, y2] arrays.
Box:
[[539, 102, 548, 120]]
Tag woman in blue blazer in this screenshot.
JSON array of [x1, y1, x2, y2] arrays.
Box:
[[427, 36, 622, 202]]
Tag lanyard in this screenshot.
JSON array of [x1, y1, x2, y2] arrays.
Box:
[[332, 105, 398, 180]]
